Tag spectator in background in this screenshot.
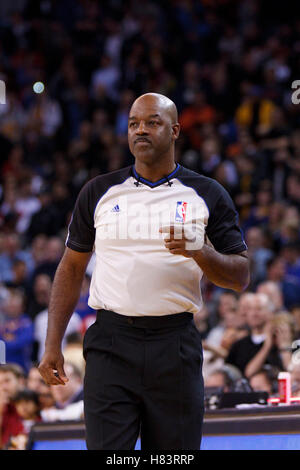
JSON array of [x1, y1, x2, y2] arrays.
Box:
[[193, 305, 210, 339], [41, 363, 84, 422], [24, 235, 48, 278], [249, 367, 275, 395], [26, 273, 52, 321], [237, 292, 255, 330], [13, 389, 41, 434], [50, 362, 83, 409], [204, 368, 233, 392], [245, 226, 274, 289], [26, 189, 60, 243], [75, 274, 96, 327], [0, 289, 33, 372], [33, 277, 81, 362], [0, 364, 25, 449], [288, 360, 300, 397], [31, 237, 64, 281], [0, 233, 31, 284], [9, 178, 41, 235], [256, 280, 285, 312], [226, 293, 285, 378], [27, 365, 55, 410], [266, 256, 300, 309], [205, 291, 239, 347], [3, 259, 28, 293], [63, 332, 85, 377], [291, 305, 300, 340]]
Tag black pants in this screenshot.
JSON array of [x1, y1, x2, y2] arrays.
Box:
[[83, 309, 204, 450]]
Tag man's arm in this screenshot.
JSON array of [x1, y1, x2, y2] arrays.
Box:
[[244, 323, 274, 378], [161, 226, 250, 292], [38, 247, 92, 386], [192, 246, 249, 292]]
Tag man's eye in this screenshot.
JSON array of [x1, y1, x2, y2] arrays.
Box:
[[149, 121, 158, 126], [129, 122, 137, 128]]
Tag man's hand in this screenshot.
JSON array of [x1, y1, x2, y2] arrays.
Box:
[[159, 223, 205, 258], [38, 350, 69, 386]]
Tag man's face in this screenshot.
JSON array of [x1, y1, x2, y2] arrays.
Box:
[[50, 364, 81, 406], [218, 294, 237, 319], [15, 400, 38, 420], [250, 373, 272, 394], [0, 371, 22, 400], [128, 96, 179, 164], [246, 295, 271, 330], [4, 294, 23, 318]]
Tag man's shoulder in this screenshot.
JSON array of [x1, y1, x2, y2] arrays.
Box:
[[176, 165, 226, 195], [230, 334, 252, 350], [176, 165, 214, 185], [75, 166, 133, 207]]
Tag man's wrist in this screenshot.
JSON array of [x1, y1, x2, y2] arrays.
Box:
[[44, 340, 62, 352], [191, 245, 206, 260]]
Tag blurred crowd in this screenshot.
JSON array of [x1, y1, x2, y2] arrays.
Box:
[[1, 0, 300, 450]]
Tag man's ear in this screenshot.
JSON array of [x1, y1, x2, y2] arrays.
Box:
[[172, 123, 180, 141]]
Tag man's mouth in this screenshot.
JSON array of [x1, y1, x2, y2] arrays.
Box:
[[135, 138, 151, 145]]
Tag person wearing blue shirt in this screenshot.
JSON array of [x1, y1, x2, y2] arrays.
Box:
[[0, 289, 33, 373]]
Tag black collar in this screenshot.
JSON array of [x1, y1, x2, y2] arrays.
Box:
[[132, 163, 180, 188]]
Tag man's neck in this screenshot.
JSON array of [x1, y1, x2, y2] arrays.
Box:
[[134, 160, 176, 183], [251, 326, 265, 335]]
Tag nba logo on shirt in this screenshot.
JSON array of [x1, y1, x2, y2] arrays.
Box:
[[175, 201, 187, 222]]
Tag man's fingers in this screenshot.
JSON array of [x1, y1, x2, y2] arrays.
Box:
[[165, 240, 184, 250], [39, 367, 64, 385], [168, 248, 186, 255], [38, 362, 68, 386], [159, 225, 184, 240], [56, 364, 69, 384]]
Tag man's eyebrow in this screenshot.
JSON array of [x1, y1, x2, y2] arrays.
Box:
[[128, 114, 161, 120]]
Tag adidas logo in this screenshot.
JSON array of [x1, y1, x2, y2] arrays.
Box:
[[111, 204, 120, 213]]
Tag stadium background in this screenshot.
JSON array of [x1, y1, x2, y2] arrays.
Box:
[[1, 0, 300, 450]]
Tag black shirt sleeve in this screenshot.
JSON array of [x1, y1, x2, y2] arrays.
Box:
[[66, 181, 96, 253], [205, 180, 247, 254]]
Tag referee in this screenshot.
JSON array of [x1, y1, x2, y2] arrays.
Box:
[[38, 93, 249, 450]]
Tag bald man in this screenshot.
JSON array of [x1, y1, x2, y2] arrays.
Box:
[[39, 93, 249, 450]]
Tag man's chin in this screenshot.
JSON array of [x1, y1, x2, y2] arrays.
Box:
[[133, 150, 156, 164]]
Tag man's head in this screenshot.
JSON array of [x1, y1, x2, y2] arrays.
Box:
[[128, 93, 180, 165], [33, 274, 52, 306], [217, 291, 238, 320], [3, 289, 25, 318], [27, 366, 55, 409], [0, 363, 25, 401], [249, 369, 273, 395], [45, 237, 64, 263], [245, 226, 264, 250], [237, 292, 255, 327], [205, 369, 232, 392], [245, 293, 273, 331], [266, 256, 285, 282], [13, 389, 40, 420], [256, 281, 283, 311], [50, 362, 82, 407]]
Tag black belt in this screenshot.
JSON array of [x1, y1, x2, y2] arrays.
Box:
[[96, 309, 193, 329]]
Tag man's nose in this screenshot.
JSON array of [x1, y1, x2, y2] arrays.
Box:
[[136, 121, 148, 134]]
